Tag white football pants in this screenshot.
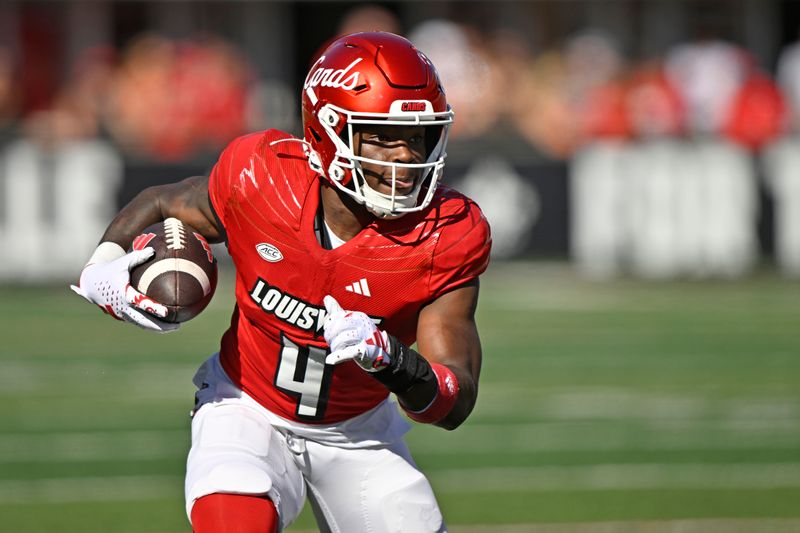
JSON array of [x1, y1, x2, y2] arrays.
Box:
[[185, 357, 446, 533]]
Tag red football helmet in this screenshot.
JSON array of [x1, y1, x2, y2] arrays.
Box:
[[301, 32, 454, 218]]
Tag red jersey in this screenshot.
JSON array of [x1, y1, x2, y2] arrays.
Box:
[[208, 130, 491, 424]]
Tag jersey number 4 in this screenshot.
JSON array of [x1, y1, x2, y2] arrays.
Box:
[[274, 335, 334, 420]]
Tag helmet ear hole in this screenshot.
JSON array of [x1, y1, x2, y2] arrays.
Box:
[[329, 164, 345, 182], [307, 126, 322, 143], [319, 107, 340, 128]]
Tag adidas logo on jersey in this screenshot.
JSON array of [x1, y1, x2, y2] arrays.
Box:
[[345, 278, 371, 297]]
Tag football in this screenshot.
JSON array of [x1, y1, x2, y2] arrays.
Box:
[[129, 218, 218, 323]]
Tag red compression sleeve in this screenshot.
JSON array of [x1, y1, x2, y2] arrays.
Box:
[[403, 363, 459, 424], [191, 493, 278, 533]]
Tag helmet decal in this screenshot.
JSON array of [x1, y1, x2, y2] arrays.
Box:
[[304, 56, 364, 94], [400, 102, 427, 112]]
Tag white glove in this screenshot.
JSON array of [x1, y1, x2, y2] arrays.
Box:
[[70, 244, 179, 333], [323, 295, 390, 371]]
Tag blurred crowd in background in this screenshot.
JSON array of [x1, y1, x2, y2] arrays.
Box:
[[1, 34, 251, 160], [2, 3, 800, 161], [3, 0, 800, 281]]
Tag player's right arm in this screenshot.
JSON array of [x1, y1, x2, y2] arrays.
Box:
[[100, 175, 223, 250], [71, 175, 222, 332]]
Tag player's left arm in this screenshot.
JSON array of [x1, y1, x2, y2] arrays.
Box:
[[405, 279, 481, 430], [323, 278, 482, 431], [324, 198, 490, 430]]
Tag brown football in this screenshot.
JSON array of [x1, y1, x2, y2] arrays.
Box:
[[129, 218, 218, 323]]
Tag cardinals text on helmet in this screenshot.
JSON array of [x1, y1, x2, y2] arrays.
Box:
[[303, 56, 363, 92]]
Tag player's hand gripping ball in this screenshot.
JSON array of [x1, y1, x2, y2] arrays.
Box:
[[128, 218, 218, 323], [71, 245, 180, 333]]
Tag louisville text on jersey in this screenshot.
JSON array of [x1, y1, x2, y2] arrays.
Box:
[[249, 277, 382, 336]]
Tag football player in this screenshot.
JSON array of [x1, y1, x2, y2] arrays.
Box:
[[72, 32, 491, 533]]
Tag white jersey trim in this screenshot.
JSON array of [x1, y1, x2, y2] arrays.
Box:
[[323, 219, 347, 249]]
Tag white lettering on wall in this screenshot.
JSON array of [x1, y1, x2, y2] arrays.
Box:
[[571, 139, 758, 279], [764, 138, 800, 277], [0, 140, 122, 281]]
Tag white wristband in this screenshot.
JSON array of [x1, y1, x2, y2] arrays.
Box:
[[86, 242, 126, 266]]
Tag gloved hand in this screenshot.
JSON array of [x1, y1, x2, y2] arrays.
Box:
[[323, 295, 390, 371], [70, 246, 179, 333]]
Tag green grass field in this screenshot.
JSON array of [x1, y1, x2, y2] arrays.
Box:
[[2, 262, 799, 532]]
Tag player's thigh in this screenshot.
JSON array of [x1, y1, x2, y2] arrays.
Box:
[[185, 400, 306, 529], [306, 440, 445, 533]]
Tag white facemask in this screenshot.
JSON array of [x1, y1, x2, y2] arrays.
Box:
[[316, 102, 453, 218]]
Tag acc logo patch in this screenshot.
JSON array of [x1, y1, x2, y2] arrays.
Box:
[[256, 243, 283, 263]]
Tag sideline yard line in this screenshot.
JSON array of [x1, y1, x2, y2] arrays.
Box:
[[3, 463, 800, 504], [3, 416, 800, 463], [0, 475, 180, 504], [0, 361, 198, 395], [445, 518, 800, 533], [162, 519, 800, 533], [429, 463, 800, 492], [0, 430, 187, 462], [478, 386, 800, 421], [412, 422, 800, 453]]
